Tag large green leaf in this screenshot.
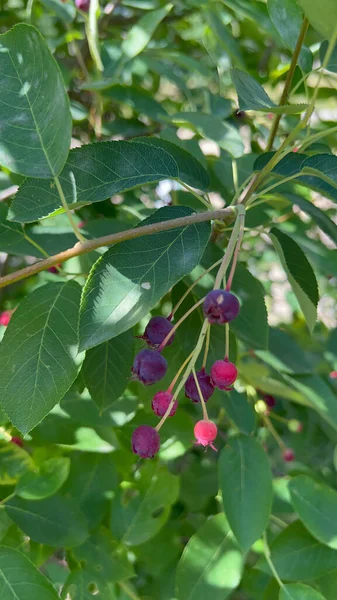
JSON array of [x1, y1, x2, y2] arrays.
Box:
[[16, 457, 70, 500], [223, 391, 256, 434], [256, 328, 311, 374], [121, 4, 173, 58], [256, 521, 337, 580], [79, 206, 210, 351], [83, 329, 134, 413], [289, 475, 337, 549], [218, 435, 273, 552], [231, 264, 268, 349], [5, 494, 88, 547], [9, 139, 209, 223], [268, 0, 303, 49], [0, 24, 71, 178], [231, 68, 307, 114], [270, 227, 318, 332], [279, 584, 327, 600], [176, 514, 244, 600], [0, 281, 82, 434], [297, 0, 337, 39], [0, 546, 60, 599]]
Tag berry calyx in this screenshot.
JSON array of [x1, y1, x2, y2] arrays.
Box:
[[132, 349, 167, 386], [283, 448, 295, 462], [11, 436, 23, 447], [211, 359, 237, 390], [203, 290, 240, 325], [143, 316, 174, 348], [194, 419, 217, 451], [152, 391, 177, 417], [0, 311, 11, 327], [185, 369, 214, 403], [288, 419, 303, 433], [132, 425, 160, 458]]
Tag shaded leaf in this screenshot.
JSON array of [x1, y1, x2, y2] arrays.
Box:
[[223, 390, 256, 434], [218, 435, 273, 552], [279, 583, 326, 600], [16, 457, 70, 500], [0, 281, 82, 434], [284, 193, 337, 245], [268, 0, 303, 50], [0, 24, 71, 178], [0, 546, 60, 599], [231, 264, 268, 349], [297, 0, 337, 39], [103, 84, 167, 119], [122, 4, 173, 58]]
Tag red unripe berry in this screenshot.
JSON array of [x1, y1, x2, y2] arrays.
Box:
[[0, 311, 11, 327], [203, 290, 240, 325], [283, 448, 295, 462], [330, 371, 337, 379], [152, 391, 177, 417], [211, 360, 237, 390], [11, 436, 23, 447], [185, 369, 214, 403], [48, 264, 61, 274], [132, 425, 160, 458], [143, 316, 174, 348], [194, 419, 217, 451], [75, 0, 90, 11], [132, 349, 167, 385]]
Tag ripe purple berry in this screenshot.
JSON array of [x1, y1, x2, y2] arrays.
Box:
[[132, 349, 167, 385], [152, 390, 177, 417], [203, 290, 240, 324], [132, 425, 160, 458], [143, 316, 174, 348], [185, 369, 214, 403], [211, 360, 237, 390], [264, 394, 276, 408], [75, 0, 90, 11]]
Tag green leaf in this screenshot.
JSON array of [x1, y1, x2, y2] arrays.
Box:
[[10, 139, 209, 223], [320, 40, 337, 72], [102, 84, 167, 119], [284, 193, 337, 245], [0, 441, 34, 486], [270, 227, 318, 332], [122, 4, 173, 58], [83, 330, 134, 413], [73, 528, 134, 583], [279, 584, 327, 600], [79, 206, 210, 351], [0, 281, 82, 434], [218, 435, 273, 552], [16, 457, 70, 500], [268, 0, 303, 50], [168, 112, 244, 158], [256, 521, 337, 580], [176, 514, 244, 600], [223, 390, 256, 434], [204, 7, 245, 67], [256, 328, 311, 374], [61, 569, 115, 599], [231, 264, 268, 349], [297, 0, 337, 39], [40, 0, 76, 22], [283, 374, 337, 433], [0, 24, 71, 178], [289, 475, 337, 549], [231, 68, 307, 114], [63, 453, 118, 529], [0, 546, 60, 599], [6, 494, 89, 547]]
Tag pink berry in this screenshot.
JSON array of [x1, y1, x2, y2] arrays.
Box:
[[132, 425, 160, 458], [11, 436, 23, 447], [203, 290, 240, 325], [132, 349, 167, 385], [194, 419, 217, 451], [330, 371, 337, 379], [0, 311, 11, 326], [283, 448, 295, 462], [143, 316, 174, 348], [75, 0, 90, 11], [211, 360, 237, 390], [152, 391, 177, 417], [185, 369, 214, 403]]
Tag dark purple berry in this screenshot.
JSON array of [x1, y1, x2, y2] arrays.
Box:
[[264, 394, 276, 408], [132, 425, 160, 458], [203, 290, 240, 324], [132, 349, 167, 385], [143, 316, 174, 348], [75, 0, 90, 11], [235, 109, 246, 119], [152, 390, 177, 417], [185, 369, 214, 403]]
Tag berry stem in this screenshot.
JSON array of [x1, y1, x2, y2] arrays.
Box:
[[263, 414, 287, 451], [54, 176, 86, 243], [213, 205, 245, 289], [158, 296, 205, 351], [179, 181, 211, 209], [226, 209, 245, 291], [192, 367, 209, 421], [171, 259, 222, 318], [225, 323, 229, 360], [168, 350, 195, 393], [262, 532, 286, 593], [202, 324, 211, 369]]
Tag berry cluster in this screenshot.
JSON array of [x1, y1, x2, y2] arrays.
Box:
[[131, 290, 241, 459]]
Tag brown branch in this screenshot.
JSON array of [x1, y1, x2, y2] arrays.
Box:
[[0, 207, 235, 290]]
